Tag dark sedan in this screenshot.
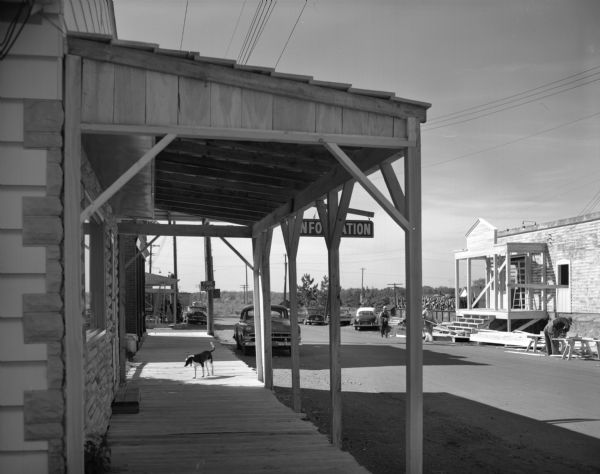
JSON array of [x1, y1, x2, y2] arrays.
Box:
[[185, 309, 207, 325], [234, 304, 300, 355]]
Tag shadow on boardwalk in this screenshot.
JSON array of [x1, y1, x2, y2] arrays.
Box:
[[108, 329, 368, 473]]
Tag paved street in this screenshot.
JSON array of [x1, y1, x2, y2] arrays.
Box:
[[216, 318, 600, 472]]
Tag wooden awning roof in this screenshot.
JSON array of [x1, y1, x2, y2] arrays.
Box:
[[67, 33, 430, 237]]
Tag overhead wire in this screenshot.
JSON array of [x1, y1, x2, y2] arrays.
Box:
[[424, 73, 600, 131], [225, 0, 247, 57], [423, 111, 600, 168], [179, 0, 189, 50], [1, 0, 33, 60], [578, 187, 600, 215], [243, 0, 277, 65], [428, 64, 600, 125], [237, 0, 265, 63], [275, 0, 307, 69]]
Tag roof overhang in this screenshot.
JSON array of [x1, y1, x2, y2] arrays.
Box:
[[68, 33, 430, 237]]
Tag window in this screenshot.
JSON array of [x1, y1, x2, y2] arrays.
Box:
[[84, 220, 106, 331], [558, 263, 569, 286]]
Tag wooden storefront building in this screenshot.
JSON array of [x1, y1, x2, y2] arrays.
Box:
[[454, 214, 600, 340]]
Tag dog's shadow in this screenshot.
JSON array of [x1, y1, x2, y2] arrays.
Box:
[[190, 375, 234, 381]]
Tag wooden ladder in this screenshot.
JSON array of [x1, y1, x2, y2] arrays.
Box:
[[512, 260, 526, 309]]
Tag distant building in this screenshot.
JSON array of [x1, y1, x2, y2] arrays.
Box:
[[454, 213, 600, 338]]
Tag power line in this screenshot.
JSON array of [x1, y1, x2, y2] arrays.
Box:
[[243, 0, 277, 65], [225, 0, 247, 57], [579, 187, 600, 215], [428, 64, 600, 124], [423, 111, 600, 168], [179, 0, 189, 50], [237, 0, 264, 63], [424, 74, 600, 131], [275, 0, 307, 69], [239, 0, 269, 64]]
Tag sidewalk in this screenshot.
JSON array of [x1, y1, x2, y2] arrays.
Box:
[[108, 329, 368, 473]]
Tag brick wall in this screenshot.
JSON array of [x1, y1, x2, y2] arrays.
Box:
[[80, 158, 120, 442]]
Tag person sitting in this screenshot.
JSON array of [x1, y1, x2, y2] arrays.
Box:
[[543, 316, 573, 355]]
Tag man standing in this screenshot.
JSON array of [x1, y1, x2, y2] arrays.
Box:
[[543, 316, 573, 355], [380, 306, 390, 338]]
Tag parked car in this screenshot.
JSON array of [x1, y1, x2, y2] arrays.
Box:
[[325, 307, 353, 325], [233, 304, 300, 355], [185, 306, 207, 325], [304, 307, 326, 325], [353, 307, 378, 330]]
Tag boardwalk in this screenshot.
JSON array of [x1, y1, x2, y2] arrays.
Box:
[[108, 329, 368, 473]]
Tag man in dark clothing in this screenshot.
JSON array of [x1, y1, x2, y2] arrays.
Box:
[[543, 316, 572, 355], [380, 306, 390, 338]]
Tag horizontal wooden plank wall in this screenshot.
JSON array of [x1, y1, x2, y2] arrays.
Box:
[[80, 60, 408, 140]]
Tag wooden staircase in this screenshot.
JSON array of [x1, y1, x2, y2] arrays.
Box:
[[438, 314, 496, 338]]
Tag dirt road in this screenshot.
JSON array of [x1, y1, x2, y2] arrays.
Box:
[[215, 318, 600, 473]]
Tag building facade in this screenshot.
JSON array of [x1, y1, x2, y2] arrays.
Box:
[[455, 213, 600, 338], [0, 1, 118, 472]]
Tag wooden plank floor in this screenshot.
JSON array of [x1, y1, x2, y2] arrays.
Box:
[[108, 329, 369, 473]]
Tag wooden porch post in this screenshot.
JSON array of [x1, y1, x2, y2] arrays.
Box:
[[281, 212, 304, 412], [405, 118, 423, 473], [542, 250, 547, 311], [260, 229, 273, 389], [317, 181, 354, 448], [64, 54, 85, 472], [455, 259, 460, 313], [493, 254, 498, 310], [506, 251, 511, 332], [252, 236, 264, 382], [466, 258, 472, 309]]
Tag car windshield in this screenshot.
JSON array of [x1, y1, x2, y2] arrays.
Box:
[[358, 311, 374, 317], [243, 307, 288, 320]]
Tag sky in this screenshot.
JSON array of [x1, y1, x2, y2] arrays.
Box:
[[112, 0, 600, 293]]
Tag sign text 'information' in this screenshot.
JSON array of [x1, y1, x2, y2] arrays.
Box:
[[300, 219, 374, 238]]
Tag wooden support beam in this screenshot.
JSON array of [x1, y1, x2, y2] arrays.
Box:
[[404, 118, 423, 474], [252, 235, 264, 382], [322, 141, 412, 231], [80, 133, 176, 223], [280, 211, 304, 412], [260, 229, 273, 389], [81, 122, 414, 149], [125, 235, 160, 270], [117, 222, 252, 238], [347, 207, 375, 218], [467, 259, 472, 310], [220, 237, 254, 271], [379, 161, 406, 213], [317, 181, 354, 448], [64, 54, 85, 473]]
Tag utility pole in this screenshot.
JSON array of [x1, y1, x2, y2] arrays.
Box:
[[204, 231, 214, 336], [387, 283, 403, 307], [283, 254, 288, 303], [171, 219, 179, 325], [360, 267, 366, 304], [148, 243, 160, 273]]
